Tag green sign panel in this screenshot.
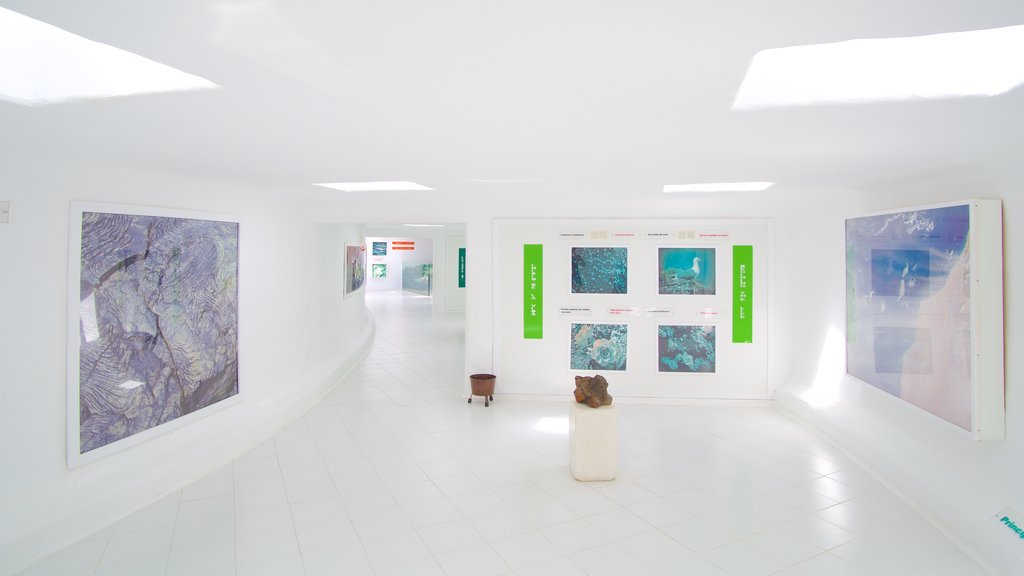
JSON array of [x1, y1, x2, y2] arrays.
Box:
[[458, 247, 466, 288], [524, 244, 543, 339], [733, 245, 753, 343]]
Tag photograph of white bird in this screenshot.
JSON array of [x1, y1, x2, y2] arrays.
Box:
[[676, 256, 702, 281], [659, 249, 714, 295]]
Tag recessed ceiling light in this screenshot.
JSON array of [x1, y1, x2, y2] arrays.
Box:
[[402, 224, 445, 227], [467, 178, 542, 184], [314, 181, 435, 192], [0, 6, 218, 106], [733, 25, 1024, 109], [663, 182, 774, 193]]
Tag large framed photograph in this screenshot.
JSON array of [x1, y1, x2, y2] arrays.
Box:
[[570, 246, 628, 294], [570, 322, 628, 371], [658, 325, 716, 373], [845, 199, 1004, 439], [658, 247, 716, 295], [344, 243, 367, 297], [68, 203, 240, 466]]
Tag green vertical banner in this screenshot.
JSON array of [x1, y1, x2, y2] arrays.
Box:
[[733, 245, 753, 343], [458, 248, 466, 288], [523, 244, 543, 339]]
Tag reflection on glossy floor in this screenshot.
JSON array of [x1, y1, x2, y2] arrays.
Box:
[[19, 291, 989, 575]]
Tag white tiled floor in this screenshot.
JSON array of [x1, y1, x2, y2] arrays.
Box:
[[17, 291, 991, 576]]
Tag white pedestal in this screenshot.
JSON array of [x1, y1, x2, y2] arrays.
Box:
[[569, 402, 618, 481]]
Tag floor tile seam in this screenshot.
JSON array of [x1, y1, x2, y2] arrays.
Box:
[[97, 523, 176, 566], [105, 514, 180, 541], [233, 530, 303, 571], [761, 552, 862, 576], [750, 490, 837, 518], [231, 441, 291, 570], [58, 531, 111, 576]]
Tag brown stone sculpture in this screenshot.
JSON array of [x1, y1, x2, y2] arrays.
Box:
[[574, 374, 613, 408]]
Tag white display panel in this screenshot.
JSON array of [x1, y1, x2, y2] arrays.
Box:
[[494, 219, 771, 400]]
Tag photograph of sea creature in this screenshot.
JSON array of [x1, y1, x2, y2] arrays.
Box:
[[372, 263, 387, 278], [571, 247, 628, 294], [372, 241, 387, 256], [658, 325, 716, 373], [77, 211, 239, 454], [659, 247, 716, 295], [571, 323, 628, 371]]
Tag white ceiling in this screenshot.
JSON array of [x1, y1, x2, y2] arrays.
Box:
[[2, 0, 1023, 200]]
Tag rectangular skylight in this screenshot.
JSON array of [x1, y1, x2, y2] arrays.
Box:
[[314, 181, 435, 192], [733, 25, 1024, 109], [664, 182, 774, 193], [0, 6, 218, 106]]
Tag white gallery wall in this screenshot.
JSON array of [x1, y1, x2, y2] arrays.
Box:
[[493, 219, 770, 399], [364, 236, 406, 292], [364, 236, 433, 294], [364, 227, 465, 314], [773, 170, 1023, 576], [0, 158, 374, 574]]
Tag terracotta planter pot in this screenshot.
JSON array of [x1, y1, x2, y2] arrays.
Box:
[[468, 373, 496, 407]]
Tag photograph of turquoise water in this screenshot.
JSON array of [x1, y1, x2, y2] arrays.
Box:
[[659, 247, 716, 295], [571, 323, 628, 371], [571, 247, 628, 294], [658, 325, 716, 373]]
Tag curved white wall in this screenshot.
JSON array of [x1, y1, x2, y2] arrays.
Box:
[[0, 159, 373, 574], [773, 171, 1022, 576]]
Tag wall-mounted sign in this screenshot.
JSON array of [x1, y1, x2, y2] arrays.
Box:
[[987, 507, 1024, 560], [458, 248, 466, 288], [524, 244, 543, 339], [392, 240, 415, 251], [733, 245, 753, 343]]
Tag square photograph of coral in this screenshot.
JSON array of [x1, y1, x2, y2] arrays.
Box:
[[657, 324, 716, 373], [571, 246, 628, 294]]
